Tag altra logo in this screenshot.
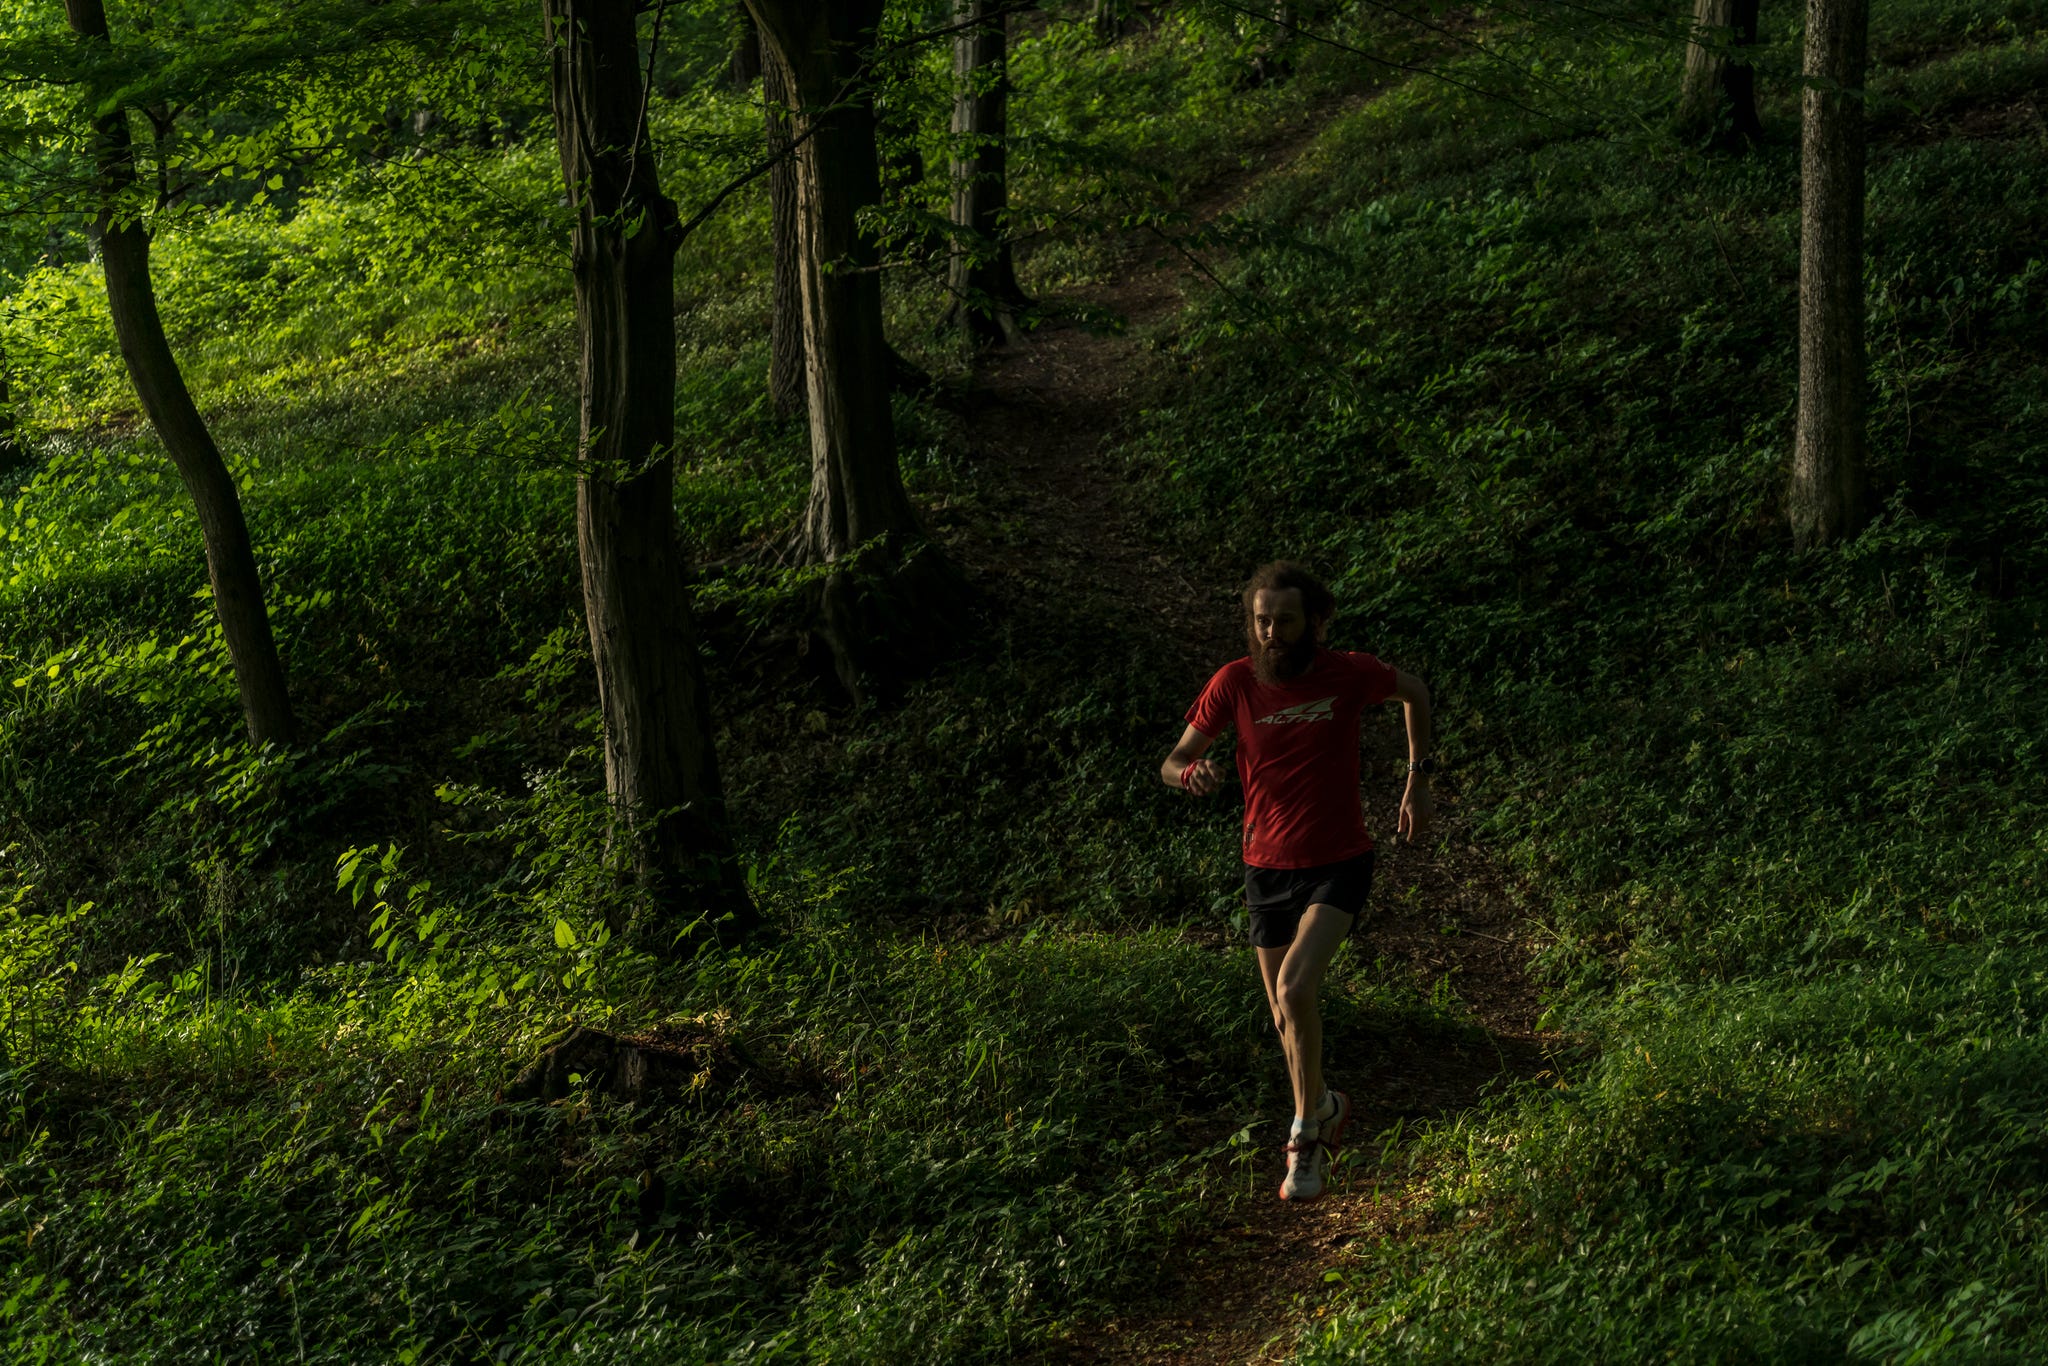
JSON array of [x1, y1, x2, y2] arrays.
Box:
[[1255, 696, 1337, 725]]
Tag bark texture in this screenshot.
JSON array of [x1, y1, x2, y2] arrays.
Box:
[[63, 0, 295, 750], [1791, 0, 1868, 550], [946, 0, 1031, 349], [761, 44, 806, 420], [744, 0, 968, 702], [545, 0, 754, 942], [1678, 0, 1763, 146]]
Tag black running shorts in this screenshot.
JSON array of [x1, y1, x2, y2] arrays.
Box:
[[1241, 851, 1375, 949]]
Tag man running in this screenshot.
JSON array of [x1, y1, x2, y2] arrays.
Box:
[[1160, 561, 1434, 1202]]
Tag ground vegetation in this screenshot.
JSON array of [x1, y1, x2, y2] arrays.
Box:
[[1, 0, 2045, 1360]]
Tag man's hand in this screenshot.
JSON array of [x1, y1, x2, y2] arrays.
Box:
[[1398, 776, 1434, 842], [1162, 724, 1221, 794], [1181, 757, 1224, 796], [1390, 670, 1434, 843]]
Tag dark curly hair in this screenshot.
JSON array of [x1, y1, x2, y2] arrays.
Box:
[[1242, 562, 1334, 680], [1241, 560, 1334, 624]]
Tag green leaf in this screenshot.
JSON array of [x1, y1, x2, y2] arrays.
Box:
[[553, 919, 577, 949]]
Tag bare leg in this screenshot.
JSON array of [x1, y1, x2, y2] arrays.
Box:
[[1256, 944, 1295, 1093], [1255, 904, 1353, 1119]]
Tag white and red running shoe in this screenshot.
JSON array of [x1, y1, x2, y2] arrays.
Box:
[[1279, 1137, 1328, 1201], [1279, 1091, 1351, 1202]]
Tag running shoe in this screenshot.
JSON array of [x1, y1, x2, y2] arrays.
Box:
[[1279, 1136, 1328, 1202]]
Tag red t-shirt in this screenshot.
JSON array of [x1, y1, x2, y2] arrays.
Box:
[[1185, 649, 1399, 869]]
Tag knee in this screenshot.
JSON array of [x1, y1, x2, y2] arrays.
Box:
[[1276, 974, 1318, 1027]]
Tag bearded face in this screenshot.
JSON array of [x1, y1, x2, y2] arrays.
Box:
[[1249, 627, 1319, 684], [1246, 586, 1325, 684]]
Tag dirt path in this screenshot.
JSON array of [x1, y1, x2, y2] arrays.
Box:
[[947, 108, 1557, 1366]]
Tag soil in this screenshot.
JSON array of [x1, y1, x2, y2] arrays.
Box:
[[941, 99, 1563, 1366]]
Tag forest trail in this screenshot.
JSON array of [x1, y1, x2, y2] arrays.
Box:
[[948, 100, 1558, 1365]]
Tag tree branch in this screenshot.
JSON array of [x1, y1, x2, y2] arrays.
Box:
[[1203, 0, 1585, 130]]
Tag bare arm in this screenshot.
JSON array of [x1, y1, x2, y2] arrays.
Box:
[[1391, 670, 1434, 841], [1161, 724, 1224, 796]]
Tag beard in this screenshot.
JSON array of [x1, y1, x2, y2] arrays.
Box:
[[1249, 629, 1318, 685]]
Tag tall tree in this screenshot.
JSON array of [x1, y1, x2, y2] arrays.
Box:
[[1678, 0, 1764, 146], [61, 0, 296, 750], [0, 350, 18, 468], [1790, 0, 1868, 549], [742, 0, 967, 701], [945, 0, 1031, 349], [543, 0, 755, 941]]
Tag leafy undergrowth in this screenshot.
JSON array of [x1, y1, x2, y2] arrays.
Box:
[[0, 869, 1276, 1362], [0, 6, 1484, 1361], [1130, 0, 2048, 1357], [9, 0, 2043, 1354]]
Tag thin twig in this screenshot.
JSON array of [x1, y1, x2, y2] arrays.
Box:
[[671, 119, 820, 247], [1347, 0, 1589, 110], [885, 0, 1038, 50], [1205, 0, 1584, 130], [625, 0, 671, 191]]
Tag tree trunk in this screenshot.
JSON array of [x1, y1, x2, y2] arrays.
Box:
[[761, 44, 806, 420], [1790, 0, 1868, 551], [947, 0, 1031, 350], [1249, 2, 1298, 86], [0, 357, 19, 469], [743, 0, 969, 702], [1092, 0, 1123, 43], [544, 0, 755, 943], [1678, 0, 1763, 147], [63, 0, 295, 751]]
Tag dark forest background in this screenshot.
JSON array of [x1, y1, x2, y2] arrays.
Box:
[[2, 0, 2046, 1359]]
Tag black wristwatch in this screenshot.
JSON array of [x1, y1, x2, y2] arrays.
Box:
[[1408, 757, 1437, 776]]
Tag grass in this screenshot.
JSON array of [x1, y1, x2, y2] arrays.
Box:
[[0, 895, 1278, 1362], [6, 0, 2047, 1356], [0, 7, 1483, 1360], [1129, 0, 2048, 1357]]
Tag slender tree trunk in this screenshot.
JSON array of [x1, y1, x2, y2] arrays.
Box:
[[63, 0, 295, 750], [744, 0, 969, 702], [544, 0, 755, 942], [947, 0, 1031, 349], [1249, 1, 1298, 85], [762, 44, 806, 420], [1791, 0, 1868, 550], [0, 357, 19, 468], [1678, 0, 1763, 147], [1092, 0, 1122, 44]]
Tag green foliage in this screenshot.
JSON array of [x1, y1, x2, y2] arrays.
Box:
[[0, 864, 1272, 1362], [0, 7, 1445, 1359], [11, 0, 2045, 1355], [1128, 0, 2048, 1358]]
